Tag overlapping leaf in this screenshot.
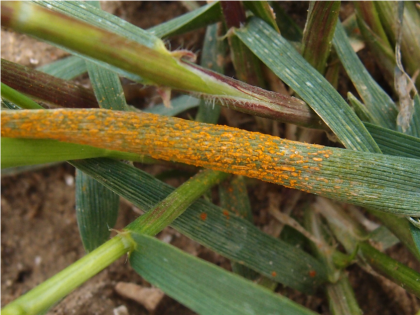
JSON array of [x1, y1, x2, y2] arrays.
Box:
[[130, 233, 318, 315], [71, 158, 328, 293]]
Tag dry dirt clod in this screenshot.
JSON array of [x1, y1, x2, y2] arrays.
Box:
[[115, 282, 165, 313], [113, 305, 129, 315]]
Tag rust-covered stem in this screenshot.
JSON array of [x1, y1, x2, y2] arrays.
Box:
[[1, 59, 99, 108]]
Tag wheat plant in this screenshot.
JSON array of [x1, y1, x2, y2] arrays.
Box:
[[1, 1, 420, 314]]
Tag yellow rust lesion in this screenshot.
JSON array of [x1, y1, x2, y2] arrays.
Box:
[[1, 109, 337, 195]]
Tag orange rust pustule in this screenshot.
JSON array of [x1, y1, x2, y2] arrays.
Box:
[[1, 109, 335, 194], [199, 213, 207, 221], [222, 210, 230, 220]]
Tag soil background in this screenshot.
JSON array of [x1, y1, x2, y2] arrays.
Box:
[[2, 2, 420, 315]]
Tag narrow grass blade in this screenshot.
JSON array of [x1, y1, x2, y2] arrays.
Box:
[[313, 198, 366, 254], [354, 4, 395, 88], [195, 23, 225, 124], [316, 197, 420, 261], [304, 207, 362, 315], [316, 198, 420, 296], [219, 176, 258, 280], [126, 169, 228, 235], [1, 138, 153, 168], [301, 1, 340, 74], [326, 277, 362, 315], [37, 55, 87, 80], [363, 122, 420, 159], [1, 59, 99, 108], [368, 208, 420, 262], [235, 17, 381, 153], [76, 170, 119, 252], [72, 158, 327, 293], [83, 66, 125, 254], [332, 22, 398, 129], [145, 95, 200, 116], [1, 83, 44, 110], [243, 1, 280, 33], [86, 61, 127, 110], [77, 0, 125, 253], [130, 233, 317, 315], [348, 92, 375, 124], [409, 224, 420, 259], [404, 94, 420, 138], [220, 176, 253, 223], [2, 99, 20, 110], [84, 1, 127, 111], [354, 2, 391, 46], [1, 235, 132, 315], [148, 1, 222, 38], [2, 163, 61, 177], [3, 109, 420, 215], [359, 242, 420, 298]]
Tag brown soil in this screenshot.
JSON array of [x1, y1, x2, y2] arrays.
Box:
[[2, 2, 420, 315]]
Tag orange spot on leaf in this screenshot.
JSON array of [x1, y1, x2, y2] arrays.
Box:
[[222, 210, 230, 219]]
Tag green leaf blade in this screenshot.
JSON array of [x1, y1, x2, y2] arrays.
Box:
[[363, 122, 420, 159], [1, 138, 151, 168], [195, 23, 225, 124], [130, 233, 318, 315], [359, 241, 420, 298], [235, 17, 381, 153], [72, 158, 328, 293], [76, 170, 119, 253], [77, 0, 125, 254], [37, 55, 87, 80], [148, 2, 222, 38], [332, 21, 398, 130], [1, 83, 44, 110], [86, 61, 127, 110]]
